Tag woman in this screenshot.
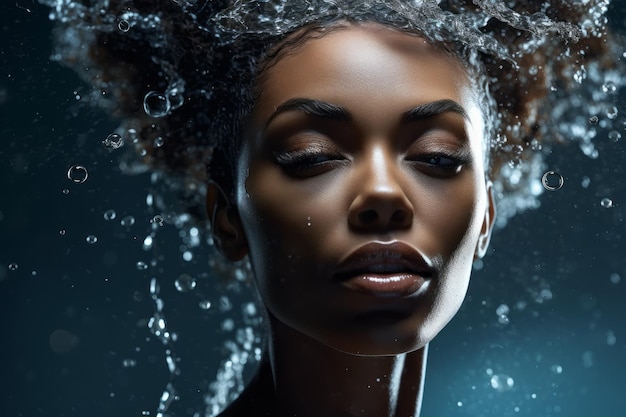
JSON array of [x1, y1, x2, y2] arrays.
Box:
[[40, 0, 622, 416]]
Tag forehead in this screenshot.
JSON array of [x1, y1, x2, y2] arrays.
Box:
[[253, 23, 476, 125]]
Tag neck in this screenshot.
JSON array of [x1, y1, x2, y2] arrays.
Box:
[[264, 317, 427, 417]]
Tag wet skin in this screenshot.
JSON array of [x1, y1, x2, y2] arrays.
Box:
[[208, 22, 495, 416]]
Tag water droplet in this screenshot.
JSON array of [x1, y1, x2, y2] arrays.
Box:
[[143, 91, 170, 118], [103, 209, 117, 221], [219, 295, 232, 312], [174, 274, 196, 292], [149, 278, 160, 296], [221, 318, 235, 331], [8, 263, 18, 271], [102, 133, 124, 149], [551, 364, 563, 374], [609, 130, 621, 142], [182, 251, 193, 261], [62, 188, 70, 195], [121, 215, 136, 226], [306, 216, 311, 227], [588, 115, 599, 125], [607, 106, 619, 119], [153, 136, 164, 148], [136, 261, 148, 270], [602, 81, 617, 95], [199, 300, 212, 310], [606, 330, 617, 346], [141, 411, 150, 416], [581, 176, 591, 188], [600, 197, 614, 208], [59, 229, 66, 236], [151, 215, 164, 226], [67, 165, 88, 183], [167, 88, 184, 110], [117, 19, 130, 32], [85, 235, 98, 244], [457, 401, 463, 407], [609, 273, 621, 284], [122, 358, 137, 367], [541, 171, 564, 191], [495, 304, 510, 316], [490, 374, 514, 392]]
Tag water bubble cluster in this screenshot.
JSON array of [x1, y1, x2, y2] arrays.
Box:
[[85, 235, 98, 244], [102, 133, 124, 150], [490, 374, 515, 392]]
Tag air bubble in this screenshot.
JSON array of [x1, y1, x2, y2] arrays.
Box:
[[588, 116, 599, 125], [174, 274, 197, 292], [541, 171, 564, 191], [86, 235, 98, 244], [581, 176, 591, 188], [151, 215, 164, 226], [600, 198, 614, 208], [103, 209, 117, 221], [167, 88, 184, 110], [62, 188, 70, 195], [609, 273, 621, 284], [219, 295, 232, 312], [199, 300, 212, 310], [118, 19, 130, 32], [67, 165, 88, 183], [490, 374, 514, 392], [102, 133, 124, 149], [121, 215, 136, 226], [551, 364, 563, 374], [136, 261, 148, 270], [306, 216, 311, 227], [122, 358, 137, 367], [602, 81, 617, 95], [154, 137, 164, 148], [143, 91, 170, 118], [606, 106, 619, 119], [8, 263, 18, 271], [606, 330, 617, 346], [608, 131, 621, 142]]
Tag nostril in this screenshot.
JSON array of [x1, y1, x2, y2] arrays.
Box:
[[358, 209, 378, 224], [390, 210, 408, 225]]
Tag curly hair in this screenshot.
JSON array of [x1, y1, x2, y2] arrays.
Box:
[[42, 0, 623, 227]]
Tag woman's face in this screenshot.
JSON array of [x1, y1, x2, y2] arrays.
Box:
[[212, 23, 495, 355]]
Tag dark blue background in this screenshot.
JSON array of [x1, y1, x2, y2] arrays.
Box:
[[1, 2, 625, 416]]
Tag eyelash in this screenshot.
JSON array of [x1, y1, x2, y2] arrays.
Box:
[[274, 148, 347, 176], [274, 149, 471, 177]]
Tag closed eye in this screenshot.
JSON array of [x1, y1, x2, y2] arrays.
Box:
[[405, 152, 471, 177], [274, 149, 348, 177]]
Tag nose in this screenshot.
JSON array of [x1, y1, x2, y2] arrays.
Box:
[[348, 147, 414, 231]]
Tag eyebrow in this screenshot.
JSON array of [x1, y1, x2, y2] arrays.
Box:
[[264, 97, 469, 129], [265, 98, 351, 129], [401, 99, 469, 122]]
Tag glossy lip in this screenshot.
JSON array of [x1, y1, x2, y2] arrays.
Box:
[[334, 241, 435, 297]]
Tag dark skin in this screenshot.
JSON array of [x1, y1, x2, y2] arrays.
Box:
[[207, 23, 496, 417]]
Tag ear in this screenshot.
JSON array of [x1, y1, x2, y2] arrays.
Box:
[[206, 181, 248, 261], [474, 181, 496, 260]]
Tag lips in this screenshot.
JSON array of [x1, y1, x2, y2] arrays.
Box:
[[334, 241, 435, 297]]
